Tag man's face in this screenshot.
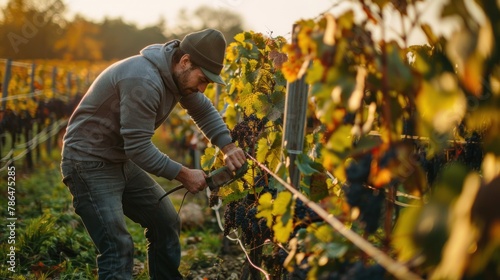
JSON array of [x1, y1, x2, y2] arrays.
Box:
[[173, 61, 211, 95]]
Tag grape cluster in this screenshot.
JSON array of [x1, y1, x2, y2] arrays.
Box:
[[345, 154, 372, 184], [294, 199, 320, 221], [230, 114, 267, 150], [208, 192, 220, 208], [343, 183, 385, 233], [223, 197, 271, 245], [223, 201, 238, 236], [343, 154, 385, 233], [461, 132, 483, 170]]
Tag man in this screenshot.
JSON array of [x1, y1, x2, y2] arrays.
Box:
[[60, 29, 246, 279]]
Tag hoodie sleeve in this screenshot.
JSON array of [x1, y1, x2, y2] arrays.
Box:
[[180, 92, 233, 149], [119, 77, 182, 180]]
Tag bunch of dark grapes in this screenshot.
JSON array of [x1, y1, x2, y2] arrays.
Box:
[[287, 257, 310, 280], [462, 132, 483, 171], [343, 154, 385, 233], [263, 248, 289, 277], [223, 198, 268, 245], [223, 201, 238, 236], [254, 174, 267, 189], [294, 199, 320, 222], [258, 217, 272, 240], [242, 206, 259, 245], [230, 114, 267, 150], [345, 154, 372, 184], [208, 192, 220, 208], [359, 189, 385, 233], [232, 202, 247, 234], [343, 183, 385, 234]]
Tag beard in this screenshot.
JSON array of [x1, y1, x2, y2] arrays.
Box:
[[172, 66, 198, 95]]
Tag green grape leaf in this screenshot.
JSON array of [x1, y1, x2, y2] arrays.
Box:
[[325, 242, 349, 259], [386, 42, 414, 93], [309, 172, 330, 202], [314, 224, 335, 243], [416, 76, 466, 135], [324, 125, 353, 167], [306, 60, 325, 84], [296, 153, 324, 176]]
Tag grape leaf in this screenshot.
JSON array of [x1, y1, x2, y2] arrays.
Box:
[[272, 191, 293, 216], [314, 224, 335, 243], [273, 216, 294, 243], [256, 192, 274, 228]]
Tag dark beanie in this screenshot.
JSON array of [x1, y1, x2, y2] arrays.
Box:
[[179, 29, 227, 85]]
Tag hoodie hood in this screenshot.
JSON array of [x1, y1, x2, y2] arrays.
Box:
[[140, 40, 183, 101]]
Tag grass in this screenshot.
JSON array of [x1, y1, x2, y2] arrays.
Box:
[[0, 128, 226, 279]]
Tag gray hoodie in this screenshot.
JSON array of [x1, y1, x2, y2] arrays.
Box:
[[62, 40, 232, 180]]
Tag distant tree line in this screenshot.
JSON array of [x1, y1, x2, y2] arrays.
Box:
[[0, 0, 244, 61]]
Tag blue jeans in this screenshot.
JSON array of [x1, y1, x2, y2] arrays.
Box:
[[60, 159, 183, 280]]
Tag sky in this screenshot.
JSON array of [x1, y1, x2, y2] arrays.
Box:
[[63, 0, 338, 38], [0, 0, 462, 45], [62, 0, 458, 44]]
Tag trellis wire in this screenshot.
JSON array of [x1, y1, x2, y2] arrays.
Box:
[[0, 119, 67, 172]]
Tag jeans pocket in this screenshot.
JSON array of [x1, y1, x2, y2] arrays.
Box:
[[61, 162, 80, 209], [75, 161, 106, 171]]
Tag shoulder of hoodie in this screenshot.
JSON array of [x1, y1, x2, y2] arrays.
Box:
[[106, 55, 163, 84], [104, 42, 177, 86]]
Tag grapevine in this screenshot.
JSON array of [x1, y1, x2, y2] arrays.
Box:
[[0, 59, 106, 170], [201, 1, 500, 278]]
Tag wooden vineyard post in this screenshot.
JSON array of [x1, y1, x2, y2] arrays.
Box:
[[30, 63, 36, 96], [46, 66, 58, 156], [1, 59, 13, 160], [66, 72, 72, 97], [2, 59, 12, 111], [281, 25, 309, 188], [24, 62, 36, 169]]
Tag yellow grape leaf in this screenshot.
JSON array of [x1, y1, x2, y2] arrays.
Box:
[[224, 104, 238, 130], [272, 190, 293, 216], [256, 137, 269, 164], [273, 216, 294, 243], [248, 59, 259, 73], [234, 32, 247, 43], [254, 94, 272, 119], [256, 192, 274, 228], [200, 146, 217, 171], [267, 150, 282, 173]]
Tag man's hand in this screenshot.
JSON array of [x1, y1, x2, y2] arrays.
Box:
[[175, 166, 207, 194], [222, 143, 246, 172]]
